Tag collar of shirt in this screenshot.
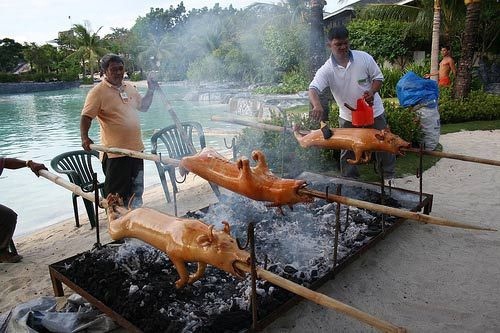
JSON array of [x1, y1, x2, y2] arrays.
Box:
[[330, 50, 354, 67], [103, 78, 127, 91]]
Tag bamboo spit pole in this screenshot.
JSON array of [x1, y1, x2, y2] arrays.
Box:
[[401, 147, 500, 167], [211, 115, 500, 167], [89, 144, 180, 167], [156, 85, 197, 154], [39, 169, 108, 208], [234, 262, 406, 333], [300, 188, 496, 232]]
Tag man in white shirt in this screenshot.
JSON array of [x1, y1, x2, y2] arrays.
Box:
[[308, 26, 395, 181]]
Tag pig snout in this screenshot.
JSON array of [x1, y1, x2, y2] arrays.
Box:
[[387, 135, 411, 155], [212, 233, 251, 279]]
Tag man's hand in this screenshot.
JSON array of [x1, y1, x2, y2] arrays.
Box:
[[26, 160, 48, 177], [309, 106, 324, 122], [146, 73, 160, 91], [363, 90, 375, 106], [81, 137, 94, 151]]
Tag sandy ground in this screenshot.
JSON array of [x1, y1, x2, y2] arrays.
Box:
[[1, 130, 499, 332]]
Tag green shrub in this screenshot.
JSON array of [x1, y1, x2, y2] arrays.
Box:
[[383, 100, 422, 145], [59, 69, 79, 82], [0, 73, 20, 82], [439, 88, 500, 124], [380, 67, 401, 98], [82, 77, 94, 85], [253, 69, 309, 95]]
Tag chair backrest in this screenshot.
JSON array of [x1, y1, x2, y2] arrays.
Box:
[[51, 150, 101, 191], [151, 121, 206, 159]]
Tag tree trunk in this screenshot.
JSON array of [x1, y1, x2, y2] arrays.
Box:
[[309, 0, 331, 122], [430, 0, 441, 83], [309, 0, 326, 80], [453, 0, 481, 99]]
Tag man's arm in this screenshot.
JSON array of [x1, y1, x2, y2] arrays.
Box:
[[3, 158, 47, 176], [80, 115, 94, 151], [140, 75, 159, 112], [449, 58, 457, 76], [308, 88, 324, 122], [363, 80, 383, 106]]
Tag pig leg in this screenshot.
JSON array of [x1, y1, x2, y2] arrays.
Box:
[[347, 147, 364, 165], [188, 262, 207, 284], [170, 257, 190, 288], [361, 151, 372, 163]]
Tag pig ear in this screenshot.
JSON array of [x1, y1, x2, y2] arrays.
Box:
[[222, 221, 231, 234], [196, 234, 212, 247], [375, 130, 385, 141], [208, 224, 214, 242]]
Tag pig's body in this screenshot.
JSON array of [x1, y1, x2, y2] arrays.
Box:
[[106, 195, 250, 288], [294, 128, 410, 165], [178, 148, 311, 208]]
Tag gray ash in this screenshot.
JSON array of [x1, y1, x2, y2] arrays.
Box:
[[55, 182, 403, 333]]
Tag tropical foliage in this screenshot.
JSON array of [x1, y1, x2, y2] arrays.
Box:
[[0, 0, 497, 102]]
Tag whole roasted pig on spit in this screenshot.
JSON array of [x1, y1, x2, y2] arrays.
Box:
[[106, 194, 250, 288], [293, 126, 411, 165], [179, 148, 313, 208]]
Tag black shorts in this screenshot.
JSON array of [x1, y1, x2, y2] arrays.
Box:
[[102, 154, 144, 202]]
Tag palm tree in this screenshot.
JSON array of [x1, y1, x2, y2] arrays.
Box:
[[309, 0, 326, 80], [429, 0, 441, 83], [66, 23, 108, 80], [137, 32, 175, 74], [453, 0, 481, 99]]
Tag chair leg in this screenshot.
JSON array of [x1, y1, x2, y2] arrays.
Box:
[[159, 170, 172, 203], [209, 182, 221, 198], [83, 198, 97, 229], [8, 239, 18, 255], [72, 194, 80, 228]]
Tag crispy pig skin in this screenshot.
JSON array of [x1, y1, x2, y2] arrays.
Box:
[[294, 127, 410, 164], [179, 148, 312, 207]]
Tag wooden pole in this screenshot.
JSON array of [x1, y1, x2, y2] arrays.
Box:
[[211, 115, 294, 133], [300, 188, 496, 232], [234, 262, 406, 333], [211, 115, 500, 167], [401, 147, 500, 167], [90, 144, 180, 167], [38, 169, 108, 208], [156, 85, 196, 153]]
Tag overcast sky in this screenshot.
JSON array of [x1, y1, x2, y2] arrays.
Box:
[[0, 0, 281, 45], [0, 0, 348, 45]]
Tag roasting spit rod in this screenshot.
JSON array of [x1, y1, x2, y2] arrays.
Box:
[[299, 188, 496, 231], [234, 261, 406, 333]]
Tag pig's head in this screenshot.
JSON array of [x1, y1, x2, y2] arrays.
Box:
[[375, 129, 411, 155], [196, 221, 251, 278]]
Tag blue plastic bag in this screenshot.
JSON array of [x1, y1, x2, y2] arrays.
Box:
[[396, 71, 439, 108]]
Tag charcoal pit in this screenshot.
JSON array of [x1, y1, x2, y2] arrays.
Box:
[[49, 173, 432, 332]]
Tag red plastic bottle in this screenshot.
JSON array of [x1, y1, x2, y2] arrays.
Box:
[[352, 98, 374, 127]]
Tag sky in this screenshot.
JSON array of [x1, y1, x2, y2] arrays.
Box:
[[0, 0, 278, 45], [0, 0, 348, 45]]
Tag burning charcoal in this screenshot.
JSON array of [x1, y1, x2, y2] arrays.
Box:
[[129, 285, 139, 295], [283, 264, 298, 275]]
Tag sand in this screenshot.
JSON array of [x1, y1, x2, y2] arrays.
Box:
[[1, 130, 499, 332]]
